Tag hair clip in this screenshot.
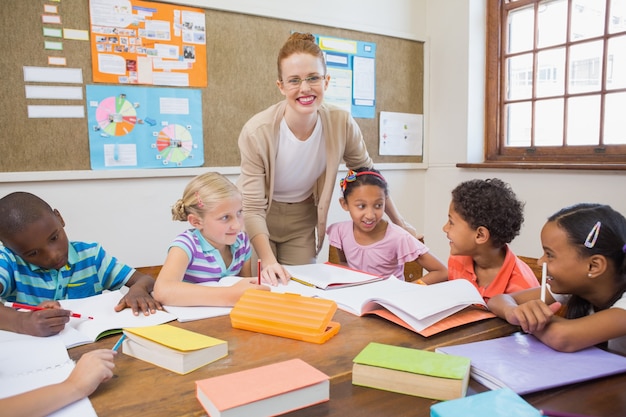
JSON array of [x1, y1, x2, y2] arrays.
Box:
[[622, 243, 626, 254], [584, 221, 601, 248], [339, 170, 387, 192], [195, 192, 205, 208], [339, 170, 358, 192]]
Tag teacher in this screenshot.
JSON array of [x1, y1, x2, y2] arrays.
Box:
[[237, 32, 416, 285]]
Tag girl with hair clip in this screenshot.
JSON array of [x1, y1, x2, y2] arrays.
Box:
[[488, 203, 626, 354], [153, 172, 268, 307], [237, 32, 417, 287], [326, 167, 447, 282]]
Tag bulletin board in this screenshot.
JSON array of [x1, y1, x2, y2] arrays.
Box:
[[0, 0, 424, 173]]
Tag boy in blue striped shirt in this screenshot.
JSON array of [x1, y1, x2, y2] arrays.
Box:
[[0, 192, 161, 337]]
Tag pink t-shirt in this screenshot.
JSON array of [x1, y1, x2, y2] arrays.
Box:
[[326, 221, 429, 279]]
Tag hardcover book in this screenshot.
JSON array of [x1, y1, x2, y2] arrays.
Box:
[[352, 342, 471, 400], [195, 359, 329, 417], [122, 324, 228, 374]]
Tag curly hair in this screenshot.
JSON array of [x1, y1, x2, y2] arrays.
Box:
[[0, 192, 54, 240], [451, 178, 525, 248]]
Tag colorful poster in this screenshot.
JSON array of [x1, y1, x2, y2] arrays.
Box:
[[89, 0, 207, 87], [86, 85, 203, 169], [316, 35, 376, 119]]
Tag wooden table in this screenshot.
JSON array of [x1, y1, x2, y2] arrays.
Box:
[[70, 310, 626, 417], [70, 311, 515, 416]]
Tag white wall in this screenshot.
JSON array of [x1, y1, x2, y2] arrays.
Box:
[[2, 0, 623, 269]]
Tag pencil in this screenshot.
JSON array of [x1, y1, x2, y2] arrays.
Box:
[[257, 259, 261, 284], [4, 301, 93, 319], [540, 262, 547, 303], [112, 334, 126, 352]]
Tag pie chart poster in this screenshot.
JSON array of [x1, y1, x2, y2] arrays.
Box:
[[86, 85, 204, 170]]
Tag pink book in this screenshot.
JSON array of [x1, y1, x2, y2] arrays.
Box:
[[195, 359, 329, 417], [436, 332, 626, 394]]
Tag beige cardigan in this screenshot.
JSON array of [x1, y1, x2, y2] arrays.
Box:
[[237, 101, 373, 254]]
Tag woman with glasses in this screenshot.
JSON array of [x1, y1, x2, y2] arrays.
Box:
[[237, 32, 416, 286]]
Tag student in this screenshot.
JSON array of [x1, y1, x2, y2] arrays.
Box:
[[237, 32, 417, 286], [488, 203, 626, 354], [441, 178, 538, 299], [0, 192, 161, 337], [0, 349, 116, 417], [327, 168, 447, 282], [153, 172, 268, 307]]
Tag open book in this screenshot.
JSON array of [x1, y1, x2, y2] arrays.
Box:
[[162, 276, 243, 322], [313, 276, 494, 336], [436, 332, 626, 394], [57, 290, 177, 348], [284, 262, 383, 289]]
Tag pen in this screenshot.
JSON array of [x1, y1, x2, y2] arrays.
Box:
[[540, 262, 547, 303], [112, 334, 126, 352], [257, 259, 261, 285], [4, 301, 94, 320]]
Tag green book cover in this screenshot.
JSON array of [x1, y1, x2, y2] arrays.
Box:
[[353, 342, 470, 380]]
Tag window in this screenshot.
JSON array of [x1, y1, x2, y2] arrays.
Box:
[[485, 0, 626, 165]]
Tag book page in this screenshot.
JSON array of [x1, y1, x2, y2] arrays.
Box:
[[284, 263, 383, 289], [0, 333, 97, 417], [58, 290, 177, 345]]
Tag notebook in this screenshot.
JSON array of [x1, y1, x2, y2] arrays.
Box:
[[430, 387, 542, 417], [0, 331, 97, 417], [436, 332, 626, 394], [57, 289, 177, 348]]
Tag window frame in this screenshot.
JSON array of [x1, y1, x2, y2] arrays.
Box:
[[484, 0, 626, 167]]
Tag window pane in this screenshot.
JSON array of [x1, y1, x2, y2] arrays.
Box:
[[507, 54, 533, 100], [570, 0, 606, 41], [609, 0, 626, 34], [568, 40, 603, 94], [604, 92, 626, 144], [506, 102, 532, 147], [606, 35, 626, 90], [538, 0, 567, 48], [535, 98, 564, 145], [536, 47, 565, 97], [566, 95, 600, 145], [508, 6, 535, 54]]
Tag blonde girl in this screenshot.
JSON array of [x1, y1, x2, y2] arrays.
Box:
[[153, 172, 267, 306]]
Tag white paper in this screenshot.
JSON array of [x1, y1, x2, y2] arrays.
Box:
[[27, 105, 85, 119], [23, 66, 83, 83], [25, 85, 83, 100], [379, 111, 423, 156]]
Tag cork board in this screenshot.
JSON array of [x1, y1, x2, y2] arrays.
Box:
[[0, 0, 423, 172]]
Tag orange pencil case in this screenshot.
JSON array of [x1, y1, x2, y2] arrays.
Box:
[[230, 290, 340, 344]]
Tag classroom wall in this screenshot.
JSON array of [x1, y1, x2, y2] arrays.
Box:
[[1, 0, 624, 269]]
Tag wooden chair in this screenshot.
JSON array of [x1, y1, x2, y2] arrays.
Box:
[[328, 245, 423, 282], [136, 265, 162, 279], [517, 255, 542, 283]]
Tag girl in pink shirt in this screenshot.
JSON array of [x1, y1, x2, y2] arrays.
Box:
[[326, 168, 447, 281]]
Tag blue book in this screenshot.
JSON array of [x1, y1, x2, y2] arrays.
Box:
[[430, 388, 541, 417], [436, 332, 626, 394]]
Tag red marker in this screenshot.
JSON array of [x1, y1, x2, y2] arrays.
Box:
[[4, 301, 94, 319]]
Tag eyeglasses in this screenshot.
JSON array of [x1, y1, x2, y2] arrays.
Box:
[[281, 74, 326, 89]]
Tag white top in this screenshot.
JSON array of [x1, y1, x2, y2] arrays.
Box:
[[551, 287, 626, 354], [273, 116, 326, 203]]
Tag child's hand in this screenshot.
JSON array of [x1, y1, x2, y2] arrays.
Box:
[[235, 279, 270, 292], [505, 299, 562, 334], [114, 286, 163, 316], [65, 349, 116, 397], [17, 308, 70, 337], [259, 262, 290, 286], [37, 300, 61, 309]]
